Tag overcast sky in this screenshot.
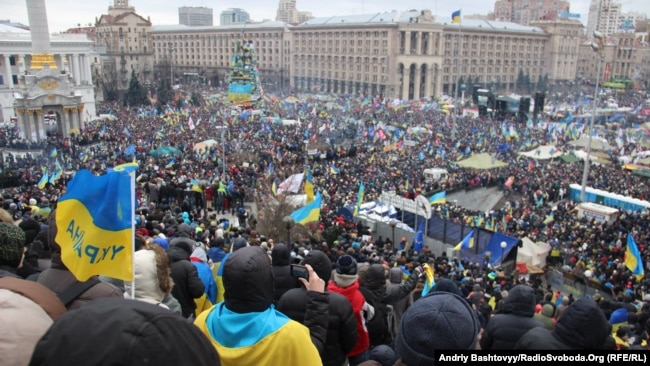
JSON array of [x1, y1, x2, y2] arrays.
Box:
[[4, 0, 650, 32]]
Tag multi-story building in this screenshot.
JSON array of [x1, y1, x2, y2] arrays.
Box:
[[530, 19, 583, 82], [95, 0, 153, 98], [587, 0, 622, 37], [179, 6, 213, 27], [220, 8, 250, 26], [151, 22, 289, 88], [492, 0, 570, 25], [276, 0, 298, 23]]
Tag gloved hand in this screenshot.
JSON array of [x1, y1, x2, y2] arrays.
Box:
[[414, 265, 424, 277]]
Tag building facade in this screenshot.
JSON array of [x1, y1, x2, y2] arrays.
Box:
[[95, 0, 154, 99], [530, 19, 583, 82], [220, 8, 250, 26], [492, 0, 570, 25], [179, 6, 214, 27]]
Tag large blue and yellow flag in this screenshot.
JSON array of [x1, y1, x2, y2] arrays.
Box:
[[453, 229, 475, 251], [37, 172, 49, 190], [190, 179, 203, 193], [353, 182, 365, 217], [55, 169, 134, 282], [420, 263, 436, 297], [429, 191, 446, 205], [625, 233, 644, 280], [290, 192, 322, 225], [451, 9, 461, 23], [304, 166, 315, 204]]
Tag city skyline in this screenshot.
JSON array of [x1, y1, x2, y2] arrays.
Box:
[[3, 0, 650, 33]]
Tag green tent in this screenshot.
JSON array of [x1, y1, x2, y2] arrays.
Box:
[[149, 146, 181, 157], [560, 154, 580, 163]]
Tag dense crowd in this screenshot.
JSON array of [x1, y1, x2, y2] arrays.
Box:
[[1, 84, 650, 365]]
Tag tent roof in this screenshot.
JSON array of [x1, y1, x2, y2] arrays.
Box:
[[560, 153, 580, 163], [518, 145, 563, 160], [456, 153, 508, 169]]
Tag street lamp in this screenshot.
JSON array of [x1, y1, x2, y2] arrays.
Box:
[[500, 241, 507, 268], [283, 216, 294, 244], [389, 219, 397, 250], [580, 30, 606, 202]]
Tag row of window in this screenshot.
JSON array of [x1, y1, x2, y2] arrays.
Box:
[[293, 31, 390, 38]]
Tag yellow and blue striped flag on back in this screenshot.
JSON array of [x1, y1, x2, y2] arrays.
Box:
[[429, 191, 446, 205], [290, 192, 322, 225], [55, 169, 134, 282]]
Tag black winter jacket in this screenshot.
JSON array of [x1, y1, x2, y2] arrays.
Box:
[[271, 244, 299, 302], [278, 287, 358, 366], [479, 285, 545, 350], [168, 243, 205, 318]]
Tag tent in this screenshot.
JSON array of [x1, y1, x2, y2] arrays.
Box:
[[193, 139, 219, 152], [568, 136, 612, 151], [456, 153, 508, 169], [149, 146, 181, 157], [516, 237, 551, 268], [518, 145, 563, 160]]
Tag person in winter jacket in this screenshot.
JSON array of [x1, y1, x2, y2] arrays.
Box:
[[214, 236, 248, 304], [388, 267, 413, 338], [36, 210, 123, 310], [168, 240, 204, 318], [533, 303, 556, 330], [195, 246, 329, 366], [190, 247, 217, 316], [124, 245, 174, 310], [516, 297, 613, 350], [278, 250, 358, 366], [479, 284, 544, 350], [360, 263, 421, 347], [272, 243, 299, 303], [327, 255, 374, 366]]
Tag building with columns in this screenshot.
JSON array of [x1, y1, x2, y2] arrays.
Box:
[[0, 23, 96, 137]]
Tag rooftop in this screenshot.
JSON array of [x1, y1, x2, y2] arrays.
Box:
[[298, 10, 420, 26], [152, 21, 289, 32]]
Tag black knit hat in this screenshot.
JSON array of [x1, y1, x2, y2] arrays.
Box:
[[301, 250, 332, 283], [335, 255, 357, 275], [369, 344, 398, 366], [394, 292, 480, 365]]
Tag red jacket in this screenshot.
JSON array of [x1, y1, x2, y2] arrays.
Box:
[[327, 280, 369, 357]]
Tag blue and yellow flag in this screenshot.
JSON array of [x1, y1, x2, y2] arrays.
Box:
[[109, 162, 139, 174], [625, 233, 644, 280], [453, 229, 475, 251], [451, 9, 461, 23], [304, 166, 315, 204], [271, 179, 278, 196], [420, 263, 435, 297], [190, 179, 203, 193], [37, 172, 49, 190], [330, 164, 340, 175], [50, 148, 58, 158], [290, 192, 322, 225], [429, 191, 446, 205], [353, 182, 365, 217], [55, 169, 134, 282]]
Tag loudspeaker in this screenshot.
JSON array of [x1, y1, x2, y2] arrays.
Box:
[[533, 92, 545, 115], [519, 97, 531, 115]]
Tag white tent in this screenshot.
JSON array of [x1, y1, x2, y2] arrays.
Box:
[[516, 237, 551, 268], [518, 145, 563, 160]]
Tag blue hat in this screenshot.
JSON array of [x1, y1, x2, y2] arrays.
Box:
[[152, 238, 169, 251], [609, 308, 628, 324], [336, 255, 358, 275]]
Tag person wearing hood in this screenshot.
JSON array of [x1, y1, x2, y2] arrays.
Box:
[[278, 250, 358, 366], [190, 247, 217, 317], [533, 303, 556, 330], [272, 243, 299, 303], [194, 246, 328, 365], [124, 245, 175, 311], [214, 236, 248, 304], [30, 298, 221, 366], [168, 239, 204, 318], [516, 297, 614, 350], [360, 263, 421, 347], [35, 210, 123, 310], [479, 284, 545, 350]]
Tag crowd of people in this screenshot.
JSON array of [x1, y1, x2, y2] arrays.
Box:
[[0, 84, 650, 364]]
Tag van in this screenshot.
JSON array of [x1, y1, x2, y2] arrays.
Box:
[[423, 168, 449, 183]]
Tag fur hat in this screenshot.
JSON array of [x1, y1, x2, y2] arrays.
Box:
[[394, 292, 480, 365], [0, 223, 25, 267]]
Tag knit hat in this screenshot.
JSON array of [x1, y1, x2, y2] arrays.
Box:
[[336, 255, 357, 275], [609, 308, 628, 325], [232, 237, 248, 252], [395, 292, 480, 365], [152, 237, 169, 251], [301, 250, 332, 283], [0, 223, 26, 267], [369, 344, 398, 366]]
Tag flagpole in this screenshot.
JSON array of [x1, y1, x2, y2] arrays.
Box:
[[452, 10, 462, 140]]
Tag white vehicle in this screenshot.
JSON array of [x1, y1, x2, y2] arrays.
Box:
[[423, 168, 449, 183]]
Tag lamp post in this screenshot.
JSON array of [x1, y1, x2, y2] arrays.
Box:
[[389, 219, 397, 250], [580, 30, 606, 202], [283, 216, 294, 244], [500, 241, 507, 269]]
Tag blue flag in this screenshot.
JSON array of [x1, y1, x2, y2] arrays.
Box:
[[413, 220, 425, 252]]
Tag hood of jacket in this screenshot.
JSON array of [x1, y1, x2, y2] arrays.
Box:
[[271, 243, 291, 266], [176, 223, 192, 238], [500, 285, 537, 317], [168, 241, 192, 262], [124, 250, 165, 303], [388, 267, 403, 284], [364, 264, 387, 290], [553, 297, 610, 349], [223, 246, 274, 313], [541, 303, 555, 318]]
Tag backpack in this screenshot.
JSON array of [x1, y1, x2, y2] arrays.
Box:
[[361, 287, 393, 347]]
